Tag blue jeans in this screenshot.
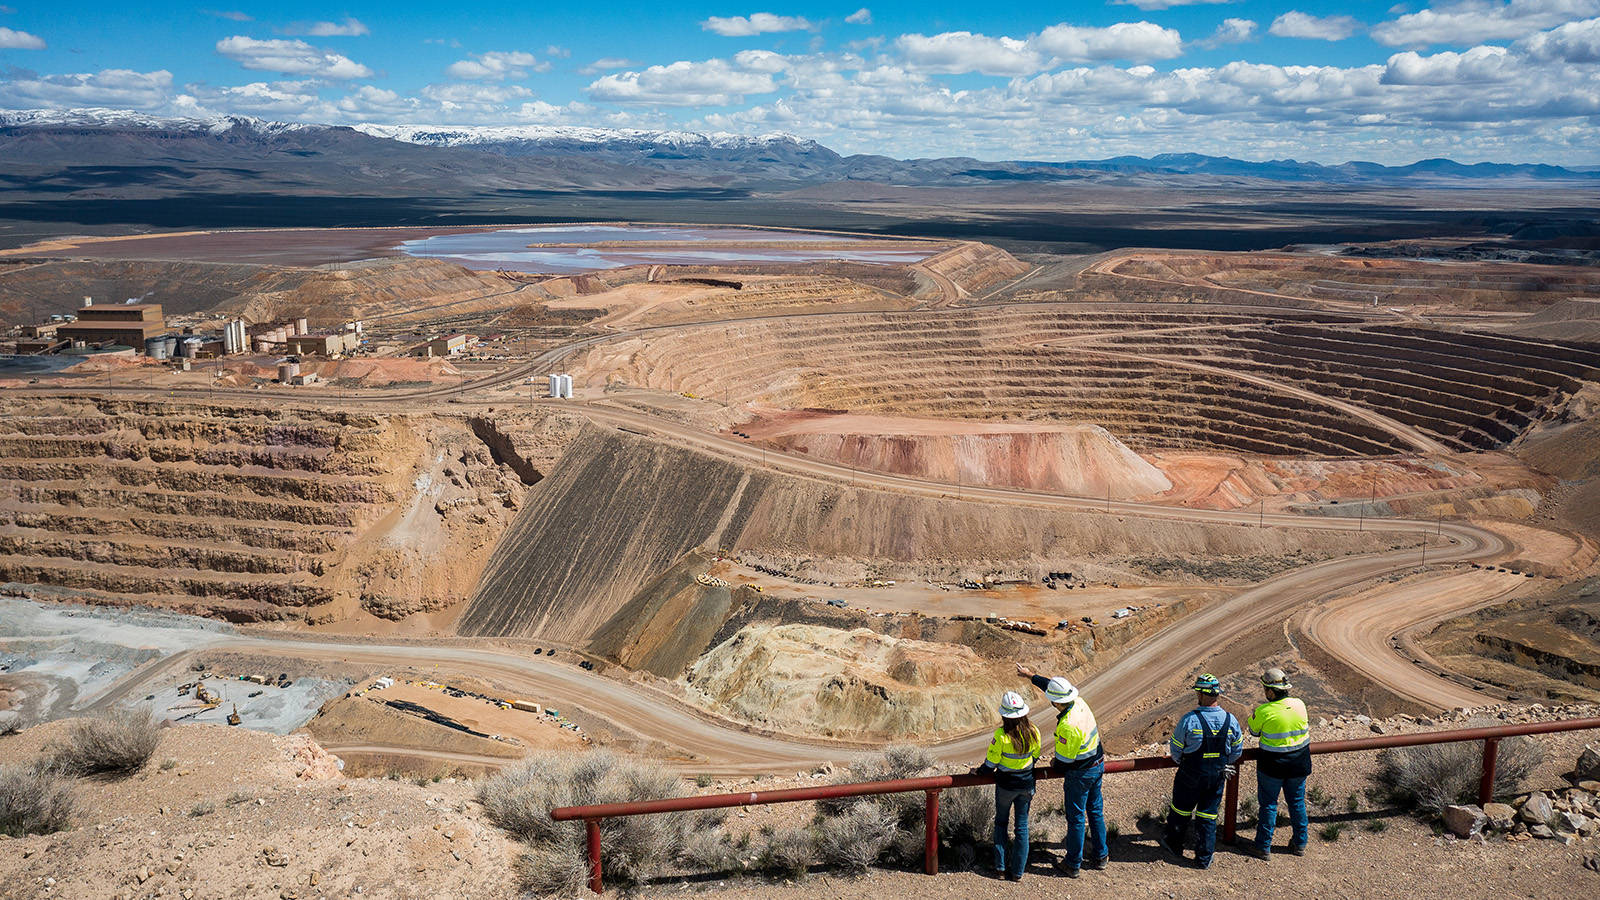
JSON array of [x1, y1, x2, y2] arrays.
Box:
[[1061, 760, 1107, 869], [993, 786, 1033, 878], [1255, 772, 1308, 853]]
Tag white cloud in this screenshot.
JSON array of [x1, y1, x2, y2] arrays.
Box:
[[0, 68, 173, 108], [896, 22, 1182, 76], [1381, 44, 1515, 82], [1373, 0, 1599, 47], [1516, 14, 1600, 59], [587, 59, 779, 105], [846, 8, 872, 24], [896, 32, 1043, 75], [734, 49, 789, 72], [184, 80, 327, 118], [0, 25, 44, 49], [579, 57, 640, 75], [545, 44, 570, 59], [1203, 18, 1259, 46], [1112, 0, 1232, 9], [292, 18, 370, 37], [702, 13, 814, 36], [1269, 11, 1365, 40], [215, 36, 374, 79], [202, 9, 252, 22], [446, 50, 548, 80], [420, 81, 534, 106], [1034, 21, 1184, 61]]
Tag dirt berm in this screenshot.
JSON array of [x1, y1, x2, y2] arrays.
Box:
[[459, 425, 1387, 642]]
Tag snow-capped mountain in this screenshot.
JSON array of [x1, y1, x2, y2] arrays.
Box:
[[352, 123, 824, 153], [0, 107, 321, 137]]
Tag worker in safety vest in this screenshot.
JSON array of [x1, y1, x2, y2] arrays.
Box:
[[1244, 667, 1311, 860], [1016, 664, 1105, 877], [1163, 673, 1243, 870], [972, 691, 1042, 881]]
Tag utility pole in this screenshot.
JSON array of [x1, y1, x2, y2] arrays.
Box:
[[1106, 485, 1112, 514], [1358, 470, 1377, 532], [1420, 534, 1427, 567], [1259, 498, 1265, 529], [1437, 511, 1444, 537]]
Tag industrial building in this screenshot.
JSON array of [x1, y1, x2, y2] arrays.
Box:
[[56, 302, 166, 349], [414, 333, 471, 357], [284, 332, 359, 356]]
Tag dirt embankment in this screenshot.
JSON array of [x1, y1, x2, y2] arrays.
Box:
[[742, 411, 1171, 499], [1420, 577, 1600, 703]]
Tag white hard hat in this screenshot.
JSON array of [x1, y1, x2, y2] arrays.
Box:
[[1045, 677, 1079, 705], [999, 691, 1030, 719]]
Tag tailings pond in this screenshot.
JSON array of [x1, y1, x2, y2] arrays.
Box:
[[396, 224, 938, 272]]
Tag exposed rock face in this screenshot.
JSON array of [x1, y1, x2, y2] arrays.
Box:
[[747, 413, 1172, 499], [683, 622, 1008, 740]]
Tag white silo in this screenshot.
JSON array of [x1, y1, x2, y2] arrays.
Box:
[[548, 374, 562, 398], [559, 374, 574, 399]]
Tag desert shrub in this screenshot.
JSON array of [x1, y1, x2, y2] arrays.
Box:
[[811, 746, 996, 873], [477, 752, 723, 892], [758, 827, 816, 878], [682, 829, 745, 873], [49, 709, 159, 776], [815, 803, 896, 874], [1319, 822, 1346, 841], [0, 763, 77, 837], [1364, 817, 1388, 833], [188, 800, 215, 818], [817, 745, 933, 818], [515, 843, 590, 897], [1371, 736, 1544, 815]]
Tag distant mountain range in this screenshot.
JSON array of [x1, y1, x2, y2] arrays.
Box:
[[1, 108, 1593, 193]]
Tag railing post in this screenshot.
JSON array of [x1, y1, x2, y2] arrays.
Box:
[[1479, 738, 1499, 806], [924, 789, 941, 875], [585, 818, 603, 894], [1223, 767, 1240, 844]]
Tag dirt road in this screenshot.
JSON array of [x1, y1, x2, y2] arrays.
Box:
[[1298, 568, 1528, 710]]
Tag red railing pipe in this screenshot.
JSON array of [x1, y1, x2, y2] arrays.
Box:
[[551, 716, 1600, 892]]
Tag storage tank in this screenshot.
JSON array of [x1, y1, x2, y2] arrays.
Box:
[[277, 361, 300, 383], [558, 373, 574, 399], [178, 337, 206, 359], [295, 317, 309, 336], [548, 374, 562, 398], [144, 336, 169, 359], [161, 335, 177, 357]]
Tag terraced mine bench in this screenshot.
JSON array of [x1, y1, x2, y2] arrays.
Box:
[[553, 717, 1600, 893]]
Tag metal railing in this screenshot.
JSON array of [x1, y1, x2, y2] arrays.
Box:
[[551, 716, 1600, 893]]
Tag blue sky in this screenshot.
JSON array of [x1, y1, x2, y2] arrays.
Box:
[[2, 1, 1598, 163]]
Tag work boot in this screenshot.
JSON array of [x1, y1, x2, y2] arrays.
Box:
[[1242, 844, 1270, 861], [1162, 833, 1185, 859], [1287, 843, 1307, 857], [1005, 873, 1024, 882], [1085, 855, 1109, 870]]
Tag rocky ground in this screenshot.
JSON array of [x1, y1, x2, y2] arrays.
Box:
[[5, 705, 1600, 900]]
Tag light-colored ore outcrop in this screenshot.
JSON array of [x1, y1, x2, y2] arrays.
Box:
[[684, 622, 1007, 739]]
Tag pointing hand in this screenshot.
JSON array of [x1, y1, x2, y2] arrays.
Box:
[[1016, 664, 1035, 678]]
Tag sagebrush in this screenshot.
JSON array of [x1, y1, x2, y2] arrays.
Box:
[[0, 763, 77, 837], [50, 710, 160, 777], [478, 752, 727, 895], [1371, 734, 1543, 814]]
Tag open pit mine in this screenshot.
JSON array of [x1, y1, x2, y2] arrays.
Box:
[[4, 220, 1600, 898]]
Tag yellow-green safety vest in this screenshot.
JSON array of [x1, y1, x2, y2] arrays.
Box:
[[986, 726, 1042, 772], [1248, 697, 1310, 752], [1053, 700, 1101, 764]]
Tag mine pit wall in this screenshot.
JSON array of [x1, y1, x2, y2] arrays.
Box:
[[458, 425, 1389, 646], [0, 397, 578, 626]]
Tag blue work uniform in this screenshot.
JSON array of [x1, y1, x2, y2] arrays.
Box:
[[1031, 674, 1106, 871], [1164, 705, 1243, 869]]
